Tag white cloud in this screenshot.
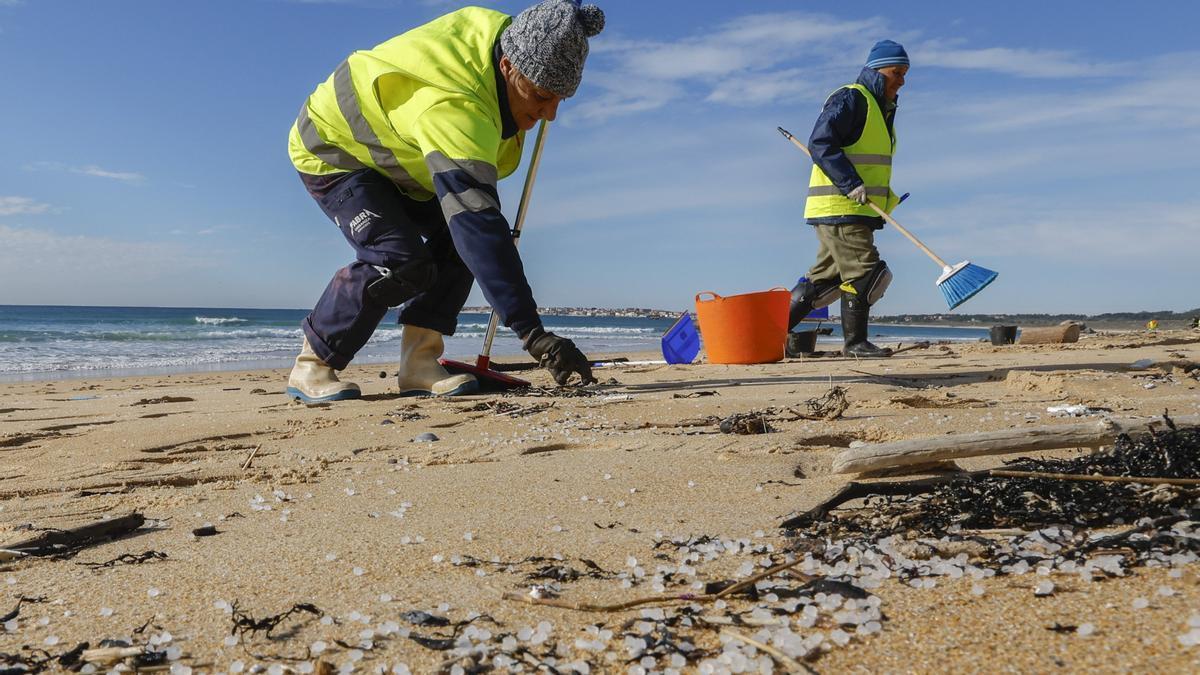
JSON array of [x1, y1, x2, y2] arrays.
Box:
[[0, 225, 216, 305], [894, 196, 1200, 264], [913, 40, 1121, 78], [0, 225, 202, 274], [74, 165, 145, 182], [940, 65, 1200, 133], [706, 67, 819, 106], [611, 13, 883, 81], [23, 161, 145, 184], [580, 12, 887, 118], [0, 196, 51, 216], [578, 12, 1158, 122], [570, 71, 685, 122]]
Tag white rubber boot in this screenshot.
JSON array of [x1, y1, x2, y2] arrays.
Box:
[[286, 337, 361, 402], [397, 325, 478, 396]]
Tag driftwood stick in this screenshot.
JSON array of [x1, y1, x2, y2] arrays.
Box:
[[832, 415, 1200, 474], [82, 646, 148, 665], [1018, 324, 1080, 344], [988, 470, 1200, 486], [2, 513, 145, 555], [779, 473, 985, 528]]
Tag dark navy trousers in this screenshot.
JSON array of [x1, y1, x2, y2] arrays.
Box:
[[300, 170, 474, 370]]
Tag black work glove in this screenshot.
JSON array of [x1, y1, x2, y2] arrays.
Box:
[[523, 327, 596, 386]]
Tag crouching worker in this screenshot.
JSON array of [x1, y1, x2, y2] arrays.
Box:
[[285, 0, 604, 402], [786, 40, 909, 359]]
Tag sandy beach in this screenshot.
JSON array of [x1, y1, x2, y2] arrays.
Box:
[[3, 329, 1200, 673]]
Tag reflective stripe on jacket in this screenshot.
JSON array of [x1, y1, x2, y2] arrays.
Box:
[[804, 83, 897, 220], [287, 7, 524, 199]]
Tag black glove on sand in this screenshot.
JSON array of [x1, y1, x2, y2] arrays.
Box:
[[523, 327, 596, 386]]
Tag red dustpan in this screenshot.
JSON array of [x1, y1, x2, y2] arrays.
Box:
[[439, 302, 532, 390], [439, 120, 550, 392]]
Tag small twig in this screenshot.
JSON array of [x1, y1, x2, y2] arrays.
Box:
[[715, 559, 806, 599], [241, 445, 261, 470], [892, 340, 931, 355], [697, 615, 788, 627], [501, 590, 697, 613], [988, 470, 1200, 486], [437, 646, 488, 673], [502, 558, 808, 612], [721, 629, 813, 673]]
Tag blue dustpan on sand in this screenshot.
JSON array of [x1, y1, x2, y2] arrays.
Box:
[[662, 313, 700, 365]]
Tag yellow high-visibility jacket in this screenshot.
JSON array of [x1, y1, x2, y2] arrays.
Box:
[[805, 82, 899, 220], [289, 7, 543, 336]]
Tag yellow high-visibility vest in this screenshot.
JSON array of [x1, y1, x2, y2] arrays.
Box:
[[287, 7, 524, 201], [805, 83, 898, 219]]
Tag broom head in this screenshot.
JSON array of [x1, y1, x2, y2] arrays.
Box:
[[936, 261, 998, 310]]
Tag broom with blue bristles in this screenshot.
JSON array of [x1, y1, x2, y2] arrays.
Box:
[[778, 126, 997, 310]]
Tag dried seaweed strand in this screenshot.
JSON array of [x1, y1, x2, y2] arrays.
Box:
[[78, 550, 167, 569], [988, 469, 1200, 485], [230, 602, 321, 638]]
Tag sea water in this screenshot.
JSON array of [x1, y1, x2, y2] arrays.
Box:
[[0, 305, 989, 382]]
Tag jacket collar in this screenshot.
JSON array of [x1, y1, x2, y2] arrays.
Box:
[[493, 39, 518, 139], [856, 67, 898, 111]]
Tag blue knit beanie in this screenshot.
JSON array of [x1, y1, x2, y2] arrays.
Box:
[[865, 40, 909, 69]]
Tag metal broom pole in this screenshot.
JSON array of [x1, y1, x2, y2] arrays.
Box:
[[476, 119, 550, 369]]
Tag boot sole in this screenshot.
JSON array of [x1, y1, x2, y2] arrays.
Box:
[[285, 387, 362, 403], [399, 380, 481, 397]]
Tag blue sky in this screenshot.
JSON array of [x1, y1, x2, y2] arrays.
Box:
[[1, 0, 1197, 315]]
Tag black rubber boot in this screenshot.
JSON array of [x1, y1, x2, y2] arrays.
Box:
[[785, 280, 816, 358], [841, 293, 892, 358], [787, 279, 816, 331]]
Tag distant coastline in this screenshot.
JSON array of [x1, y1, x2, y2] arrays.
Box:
[[465, 306, 1200, 330], [463, 306, 683, 320]]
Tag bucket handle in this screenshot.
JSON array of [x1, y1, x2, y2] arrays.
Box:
[[696, 288, 789, 303]]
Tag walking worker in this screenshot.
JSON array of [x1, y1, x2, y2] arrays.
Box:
[[285, 0, 604, 403], [786, 40, 909, 359]]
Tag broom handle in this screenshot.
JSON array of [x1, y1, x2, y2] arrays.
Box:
[[480, 119, 550, 359], [777, 127, 949, 269]]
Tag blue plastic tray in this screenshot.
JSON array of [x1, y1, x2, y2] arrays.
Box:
[[661, 313, 700, 365]]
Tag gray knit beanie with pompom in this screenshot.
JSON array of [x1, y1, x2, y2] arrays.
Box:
[[501, 0, 605, 98]]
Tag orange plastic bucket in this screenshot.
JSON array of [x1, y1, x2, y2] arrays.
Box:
[[694, 288, 790, 364]]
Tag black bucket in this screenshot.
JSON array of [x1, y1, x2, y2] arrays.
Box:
[[787, 330, 818, 356], [990, 325, 1018, 345]]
